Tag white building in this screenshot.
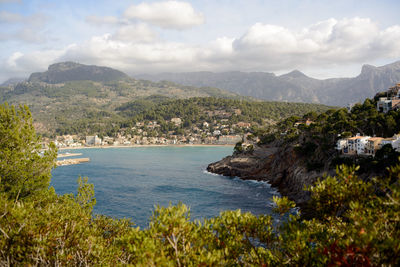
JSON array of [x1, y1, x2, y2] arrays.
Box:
[[213, 130, 221, 136], [376, 84, 400, 113], [347, 136, 370, 154], [86, 135, 102, 146], [380, 135, 400, 151], [376, 98, 400, 113], [171, 118, 182, 126], [336, 139, 348, 152]]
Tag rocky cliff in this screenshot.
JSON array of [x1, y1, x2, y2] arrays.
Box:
[[207, 142, 335, 210]]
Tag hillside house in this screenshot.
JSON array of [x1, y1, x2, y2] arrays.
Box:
[[171, 118, 182, 126], [337, 133, 400, 156], [376, 83, 400, 113], [380, 135, 400, 151], [347, 136, 370, 154], [294, 119, 314, 127], [365, 137, 384, 155], [377, 98, 400, 113], [336, 139, 348, 153], [213, 130, 221, 136], [235, 122, 251, 128]]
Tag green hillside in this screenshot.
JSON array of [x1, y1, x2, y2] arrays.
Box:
[[0, 78, 243, 135], [54, 96, 332, 137], [0, 63, 333, 137]]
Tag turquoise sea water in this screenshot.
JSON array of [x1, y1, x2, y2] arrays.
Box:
[[51, 146, 279, 228]]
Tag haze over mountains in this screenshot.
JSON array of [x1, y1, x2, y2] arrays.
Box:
[[2, 60, 400, 108], [136, 61, 400, 106]]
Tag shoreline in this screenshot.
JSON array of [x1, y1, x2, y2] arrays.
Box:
[[59, 144, 234, 150]]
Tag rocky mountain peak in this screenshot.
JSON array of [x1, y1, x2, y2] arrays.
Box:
[[28, 61, 129, 83], [48, 61, 83, 71], [280, 70, 309, 79]]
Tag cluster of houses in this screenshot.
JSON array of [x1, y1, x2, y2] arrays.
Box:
[[336, 84, 400, 156], [336, 134, 400, 156], [50, 117, 255, 148]]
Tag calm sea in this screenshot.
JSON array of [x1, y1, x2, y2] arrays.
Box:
[[51, 146, 279, 228]]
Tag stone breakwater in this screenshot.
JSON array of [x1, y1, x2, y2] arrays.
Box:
[[207, 143, 334, 209], [56, 158, 90, 166]]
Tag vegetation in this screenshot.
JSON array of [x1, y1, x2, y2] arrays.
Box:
[[0, 71, 333, 137], [258, 96, 400, 173], [0, 103, 57, 200], [0, 76, 242, 136], [55, 96, 331, 137], [1, 102, 399, 265]]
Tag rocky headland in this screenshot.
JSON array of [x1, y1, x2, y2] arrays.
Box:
[[207, 141, 336, 211]]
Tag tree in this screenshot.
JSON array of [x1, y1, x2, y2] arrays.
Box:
[[0, 103, 57, 200]]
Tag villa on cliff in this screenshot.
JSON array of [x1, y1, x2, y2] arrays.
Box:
[[337, 134, 400, 156]]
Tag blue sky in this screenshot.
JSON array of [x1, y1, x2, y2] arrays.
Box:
[[0, 0, 399, 82]]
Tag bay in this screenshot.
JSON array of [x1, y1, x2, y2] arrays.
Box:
[[51, 146, 279, 228]]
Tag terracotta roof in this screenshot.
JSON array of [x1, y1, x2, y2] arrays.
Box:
[[348, 136, 368, 140], [368, 137, 383, 141]]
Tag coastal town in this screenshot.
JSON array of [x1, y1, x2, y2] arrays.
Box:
[[47, 119, 254, 149], [49, 83, 400, 159]]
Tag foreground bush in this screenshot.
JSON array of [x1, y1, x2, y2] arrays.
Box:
[[0, 103, 399, 266]]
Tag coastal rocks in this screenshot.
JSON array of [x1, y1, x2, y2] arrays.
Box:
[[207, 143, 332, 208]]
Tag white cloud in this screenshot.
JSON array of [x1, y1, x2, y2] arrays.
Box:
[[328, 17, 378, 45], [0, 11, 47, 43], [0, 11, 45, 26], [231, 17, 400, 70], [60, 34, 201, 72], [112, 24, 158, 43], [1, 17, 400, 82], [124, 1, 204, 30], [0, 47, 69, 81], [0, 11, 23, 23]]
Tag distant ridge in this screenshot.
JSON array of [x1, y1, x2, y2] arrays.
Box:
[[279, 70, 308, 79], [135, 60, 400, 106], [0, 77, 26, 86], [28, 62, 129, 83]]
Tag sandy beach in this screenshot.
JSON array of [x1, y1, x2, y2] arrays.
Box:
[[58, 144, 234, 150]]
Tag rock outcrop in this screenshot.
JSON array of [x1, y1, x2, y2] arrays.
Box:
[[28, 62, 129, 83], [207, 143, 334, 208]]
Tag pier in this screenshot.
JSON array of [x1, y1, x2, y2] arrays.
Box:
[[56, 157, 90, 166]]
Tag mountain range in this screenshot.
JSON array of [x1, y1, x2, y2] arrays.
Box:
[[135, 61, 400, 106], [0, 62, 246, 134]]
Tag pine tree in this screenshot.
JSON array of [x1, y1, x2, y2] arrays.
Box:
[[0, 103, 57, 200]]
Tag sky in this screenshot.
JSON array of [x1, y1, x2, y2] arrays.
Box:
[[0, 0, 400, 82]]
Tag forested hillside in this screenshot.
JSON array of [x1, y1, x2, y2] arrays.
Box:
[[54, 96, 332, 137], [0, 62, 248, 135], [1, 102, 399, 266]]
